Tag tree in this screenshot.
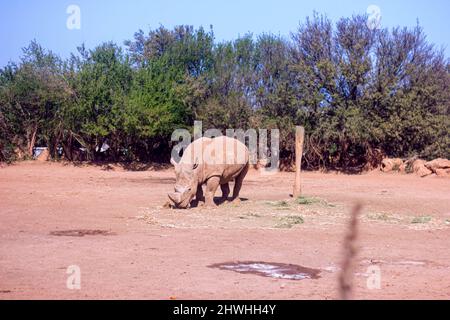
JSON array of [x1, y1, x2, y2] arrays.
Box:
[[65, 42, 132, 160], [123, 56, 192, 161], [0, 41, 70, 159]]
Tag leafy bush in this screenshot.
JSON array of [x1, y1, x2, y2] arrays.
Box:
[[1, 16, 448, 168]]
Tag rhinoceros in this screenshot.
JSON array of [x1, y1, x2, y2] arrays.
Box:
[[168, 136, 249, 208]]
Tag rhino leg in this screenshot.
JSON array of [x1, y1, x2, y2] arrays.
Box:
[[220, 183, 230, 202], [196, 184, 205, 203], [231, 164, 249, 202], [205, 176, 220, 207]]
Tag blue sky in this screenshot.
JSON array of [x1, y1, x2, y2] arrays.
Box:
[[1, 0, 449, 66]]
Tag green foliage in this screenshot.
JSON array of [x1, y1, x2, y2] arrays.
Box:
[[0, 41, 70, 160], [123, 57, 192, 160], [295, 196, 320, 205], [1, 17, 449, 166], [275, 215, 305, 228], [411, 216, 432, 224]]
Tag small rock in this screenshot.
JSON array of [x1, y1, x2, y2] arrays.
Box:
[[412, 159, 433, 177], [435, 168, 450, 178], [381, 158, 404, 172], [424, 158, 450, 173]]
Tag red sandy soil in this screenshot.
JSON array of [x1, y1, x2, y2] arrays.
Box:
[[0, 161, 449, 300]]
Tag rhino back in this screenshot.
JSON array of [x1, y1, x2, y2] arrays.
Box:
[[179, 137, 212, 166], [200, 136, 249, 182]]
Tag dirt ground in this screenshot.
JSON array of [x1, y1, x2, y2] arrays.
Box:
[[0, 161, 449, 300]]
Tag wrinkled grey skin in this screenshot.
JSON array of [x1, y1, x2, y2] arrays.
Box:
[[168, 136, 249, 209], [168, 162, 202, 209]]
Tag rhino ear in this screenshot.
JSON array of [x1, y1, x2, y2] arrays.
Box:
[[192, 157, 199, 170], [170, 158, 178, 167]]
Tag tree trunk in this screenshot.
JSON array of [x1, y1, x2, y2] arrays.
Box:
[[26, 124, 38, 158], [63, 133, 73, 161]]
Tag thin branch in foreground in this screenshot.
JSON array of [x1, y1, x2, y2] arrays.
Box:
[[339, 203, 363, 300]]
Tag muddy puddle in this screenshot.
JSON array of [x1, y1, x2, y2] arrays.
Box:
[[209, 261, 321, 280], [50, 229, 115, 237]]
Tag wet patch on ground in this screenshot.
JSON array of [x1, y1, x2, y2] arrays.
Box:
[[209, 261, 321, 280]]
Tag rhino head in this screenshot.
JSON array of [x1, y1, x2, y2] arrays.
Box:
[[168, 158, 199, 209]]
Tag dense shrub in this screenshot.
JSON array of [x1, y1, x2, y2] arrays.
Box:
[[0, 15, 448, 169]]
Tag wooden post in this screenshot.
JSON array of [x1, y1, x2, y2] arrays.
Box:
[[293, 126, 305, 198]]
